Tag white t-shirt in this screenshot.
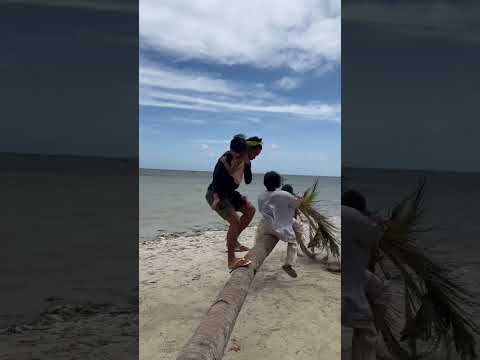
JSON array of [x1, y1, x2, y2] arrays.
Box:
[[341, 205, 383, 326], [257, 190, 302, 243]]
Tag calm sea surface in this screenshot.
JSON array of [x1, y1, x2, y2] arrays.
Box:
[[140, 169, 340, 240]]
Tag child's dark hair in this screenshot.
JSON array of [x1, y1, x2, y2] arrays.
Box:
[[247, 136, 263, 150], [230, 134, 247, 153], [264, 171, 281, 191], [281, 184, 294, 195], [341, 190, 368, 214]]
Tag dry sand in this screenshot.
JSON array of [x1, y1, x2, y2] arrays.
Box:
[[140, 226, 341, 360]]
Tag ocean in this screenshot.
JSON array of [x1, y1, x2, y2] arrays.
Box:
[[140, 169, 340, 241]]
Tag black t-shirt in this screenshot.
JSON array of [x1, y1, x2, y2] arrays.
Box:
[[208, 151, 252, 197]]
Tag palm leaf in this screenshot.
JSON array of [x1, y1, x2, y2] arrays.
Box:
[[297, 178, 340, 259], [376, 179, 480, 360]]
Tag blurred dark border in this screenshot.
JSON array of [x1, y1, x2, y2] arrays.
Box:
[[342, 0, 480, 359], [0, 1, 139, 358]]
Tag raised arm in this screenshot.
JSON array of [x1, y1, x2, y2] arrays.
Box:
[[286, 191, 303, 209], [274, 190, 303, 209]]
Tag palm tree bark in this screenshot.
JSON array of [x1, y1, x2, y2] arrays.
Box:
[[176, 232, 278, 360]]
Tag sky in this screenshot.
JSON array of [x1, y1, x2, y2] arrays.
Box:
[[139, 0, 341, 176], [342, 0, 480, 172]]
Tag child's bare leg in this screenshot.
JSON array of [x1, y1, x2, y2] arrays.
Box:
[[282, 243, 298, 278], [285, 242, 298, 266], [225, 212, 246, 267], [239, 201, 255, 231], [234, 201, 255, 250]]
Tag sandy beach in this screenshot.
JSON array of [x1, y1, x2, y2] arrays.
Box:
[[140, 225, 341, 360]]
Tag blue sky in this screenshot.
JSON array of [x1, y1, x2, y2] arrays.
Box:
[[140, 1, 340, 176]]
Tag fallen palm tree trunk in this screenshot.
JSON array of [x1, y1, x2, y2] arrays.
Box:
[[176, 232, 278, 360]]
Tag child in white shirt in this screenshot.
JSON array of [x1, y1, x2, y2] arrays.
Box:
[[257, 171, 303, 277]]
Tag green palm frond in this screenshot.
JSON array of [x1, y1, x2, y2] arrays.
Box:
[[297, 178, 340, 259], [377, 179, 480, 360]]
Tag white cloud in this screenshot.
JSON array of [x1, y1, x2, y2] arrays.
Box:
[[140, 0, 340, 72], [142, 89, 340, 121], [177, 118, 206, 125], [140, 99, 222, 113], [222, 120, 242, 125], [139, 54, 340, 122], [274, 76, 302, 90], [197, 143, 216, 158], [140, 59, 275, 101], [163, 117, 207, 125], [140, 63, 244, 97], [189, 139, 229, 144]]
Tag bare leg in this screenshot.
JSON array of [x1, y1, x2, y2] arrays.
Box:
[[238, 200, 255, 232], [282, 242, 298, 277], [233, 200, 255, 250], [224, 211, 251, 270], [285, 242, 298, 266], [225, 211, 241, 264]]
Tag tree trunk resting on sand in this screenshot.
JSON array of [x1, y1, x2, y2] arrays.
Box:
[[176, 232, 279, 360]]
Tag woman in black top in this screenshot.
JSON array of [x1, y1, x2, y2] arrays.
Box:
[[205, 134, 262, 270]]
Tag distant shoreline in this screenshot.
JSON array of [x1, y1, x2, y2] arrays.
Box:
[[140, 168, 340, 178]]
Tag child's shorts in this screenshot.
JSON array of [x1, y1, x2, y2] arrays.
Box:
[[205, 189, 247, 220]]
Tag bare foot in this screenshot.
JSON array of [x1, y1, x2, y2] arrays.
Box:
[[228, 257, 252, 271], [225, 245, 250, 253], [234, 243, 250, 252]]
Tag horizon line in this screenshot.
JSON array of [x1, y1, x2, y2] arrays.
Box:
[[140, 167, 340, 178]]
